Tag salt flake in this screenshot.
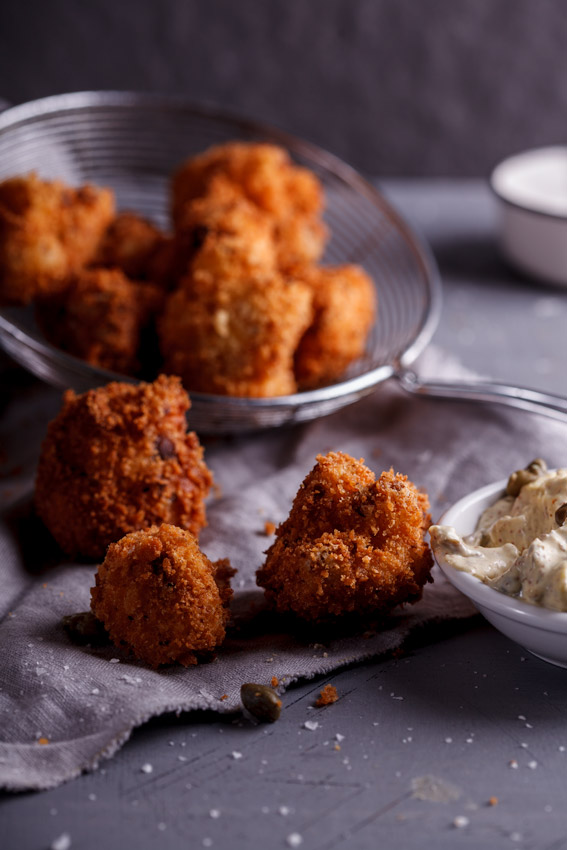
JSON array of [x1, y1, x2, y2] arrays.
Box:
[[50, 835, 71, 850]]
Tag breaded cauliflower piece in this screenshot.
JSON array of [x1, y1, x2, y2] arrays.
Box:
[[171, 142, 327, 271], [159, 269, 313, 397], [175, 177, 277, 281], [0, 173, 114, 304], [256, 452, 433, 621], [294, 265, 377, 389], [91, 524, 235, 667], [37, 267, 164, 376], [93, 211, 168, 281], [35, 375, 213, 559]]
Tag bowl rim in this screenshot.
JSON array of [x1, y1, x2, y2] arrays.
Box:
[[432, 476, 567, 634], [489, 144, 567, 223]]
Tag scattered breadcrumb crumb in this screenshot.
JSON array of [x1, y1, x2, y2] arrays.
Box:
[[271, 676, 278, 688], [488, 796, 499, 807], [38, 737, 49, 745], [220, 694, 228, 701], [264, 521, 276, 536], [315, 684, 338, 707]]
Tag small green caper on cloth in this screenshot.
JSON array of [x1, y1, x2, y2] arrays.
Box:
[[241, 683, 282, 723]]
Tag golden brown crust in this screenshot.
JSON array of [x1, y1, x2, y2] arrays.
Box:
[[175, 179, 277, 281], [35, 375, 213, 559], [91, 524, 235, 667], [0, 173, 114, 304], [159, 269, 313, 397], [36, 267, 164, 376], [256, 451, 433, 621], [294, 265, 377, 389], [93, 211, 167, 281], [171, 142, 328, 271]]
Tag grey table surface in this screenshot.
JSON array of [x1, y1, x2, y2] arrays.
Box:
[[2, 179, 567, 850]]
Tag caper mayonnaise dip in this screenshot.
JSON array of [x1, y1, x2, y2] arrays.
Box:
[[429, 460, 567, 611]]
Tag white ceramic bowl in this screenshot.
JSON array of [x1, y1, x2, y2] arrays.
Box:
[[432, 478, 567, 668], [490, 146, 567, 287]]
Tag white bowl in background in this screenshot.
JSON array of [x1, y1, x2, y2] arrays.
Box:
[[490, 146, 567, 287], [431, 477, 567, 669]]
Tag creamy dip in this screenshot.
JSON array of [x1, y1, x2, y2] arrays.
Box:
[[429, 464, 567, 611]]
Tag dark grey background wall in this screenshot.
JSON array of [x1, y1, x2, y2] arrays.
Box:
[[0, 0, 565, 176]]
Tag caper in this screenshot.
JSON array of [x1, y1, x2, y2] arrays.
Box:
[[506, 459, 547, 497], [555, 503, 567, 527], [241, 683, 282, 723], [62, 611, 110, 646], [527, 459, 547, 476]]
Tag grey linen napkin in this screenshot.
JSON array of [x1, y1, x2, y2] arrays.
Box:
[[1, 347, 565, 791]]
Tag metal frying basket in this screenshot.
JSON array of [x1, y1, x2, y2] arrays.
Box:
[[0, 92, 565, 432]]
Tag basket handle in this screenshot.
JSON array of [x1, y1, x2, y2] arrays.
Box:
[[397, 368, 567, 424]]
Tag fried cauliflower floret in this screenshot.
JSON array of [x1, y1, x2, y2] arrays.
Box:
[[256, 452, 433, 621], [172, 142, 328, 271], [274, 215, 328, 274], [36, 268, 164, 376], [0, 173, 114, 304], [91, 524, 235, 667], [35, 375, 213, 559], [294, 265, 377, 389], [175, 179, 277, 280], [93, 211, 168, 281], [159, 269, 313, 397]]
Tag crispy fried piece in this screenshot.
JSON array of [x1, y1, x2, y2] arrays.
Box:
[[159, 269, 313, 397], [145, 235, 180, 290], [294, 265, 377, 389], [93, 211, 167, 280], [175, 178, 277, 281], [91, 524, 235, 667], [35, 375, 213, 559], [0, 173, 114, 304], [275, 215, 328, 274], [36, 268, 164, 376], [172, 142, 322, 220], [256, 452, 433, 621], [172, 142, 328, 270]]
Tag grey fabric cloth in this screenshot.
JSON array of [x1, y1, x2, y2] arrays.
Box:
[[1, 347, 565, 792]]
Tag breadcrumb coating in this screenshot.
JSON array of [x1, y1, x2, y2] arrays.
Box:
[[35, 375, 212, 559], [175, 178, 277, 280], [159, 269, 313, 397], [172, 142, 322, 220], [171, 142, 327, 271], [36, 267, 164, 376], [91, 524, 234, 667], [256, 452, 433, 621], [295, 265, 377, 389], [93, 211, 167, 281], [0, 172, 114, 304]]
